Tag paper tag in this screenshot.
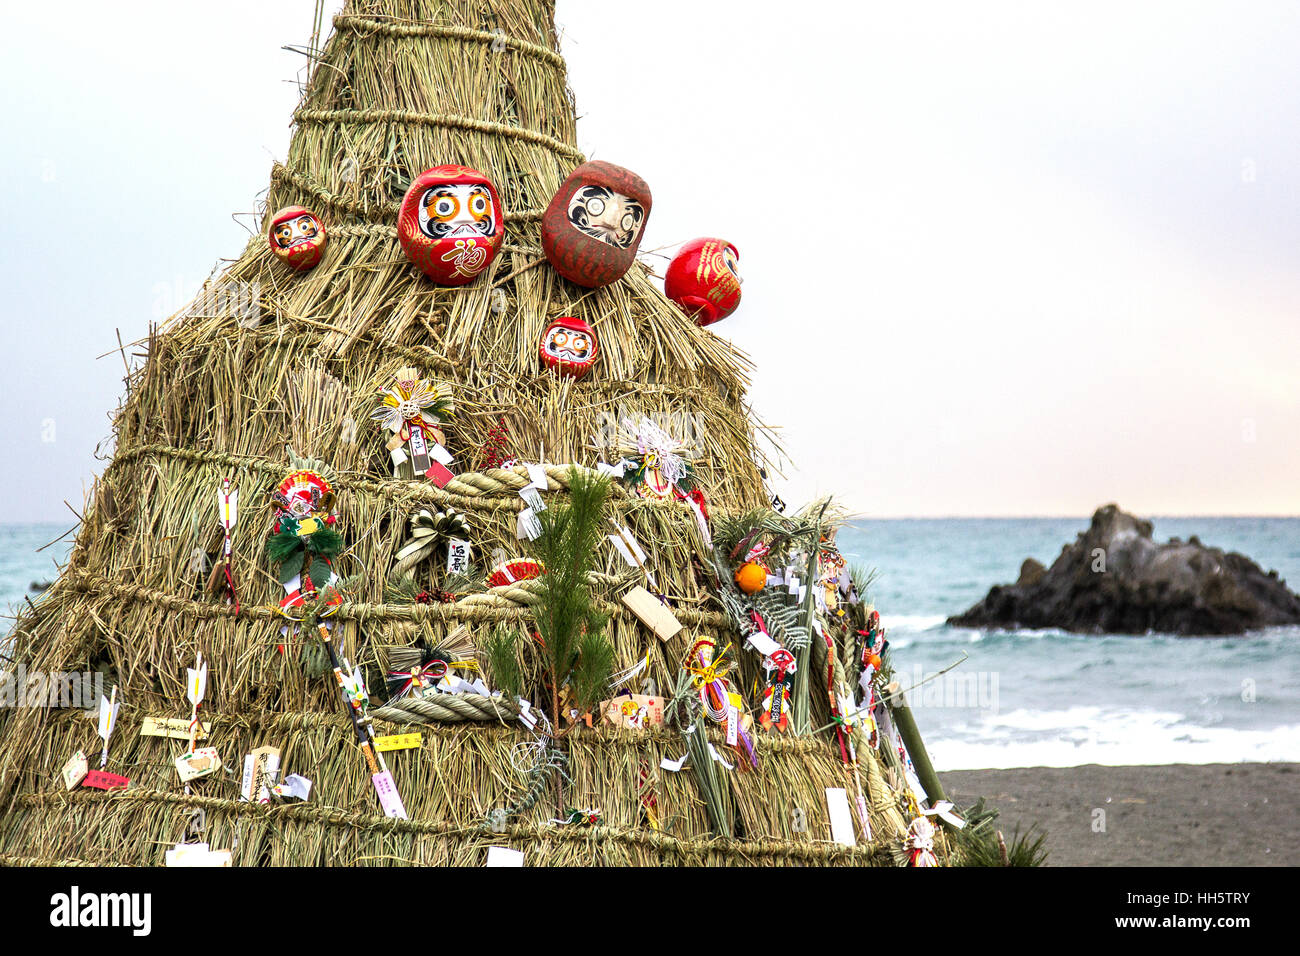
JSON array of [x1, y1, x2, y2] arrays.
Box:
[[746, 629, 781, 658], [273, 773, 313, 801], [659, 753, 689, 773], [82, 770, 129, 790], [141, 716, 210, 740], [596, 460, 626, 478], [925, 800, 967, 829], [600, 694, 665, 729], [175, 747, 222, 783], [430, 441, 454, 467], [486, 846, 525, 867], [706, 743, 734, 770], [524, 463, 548, 490], [516, 508, 543, 541], [447, 538, 471, 575], [240, 747, 280, 803], [407, 423, 432, 474], [425, 461, 455, 488], [725, 705, 739, 746], [61, 751, 89, 791], [516, 699, 538, 731], [372, 770, 408, 818], [621, 586, 682, 642], [165, 842, 232, 867], [905, 765, 929, 803], [826, 787, 856, 847], [856, 794, 873, 841], [374, 733, 422, 752]]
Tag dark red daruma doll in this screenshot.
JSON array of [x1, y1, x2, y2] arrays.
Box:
[[397, 165, 504, 285], [665, 238, 742, 327], [542, 161, 651, 288], [539, 316, 598, 378], [267, 206, 327, 271]]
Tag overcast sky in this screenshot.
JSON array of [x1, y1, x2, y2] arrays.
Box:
[[1, 1, 1297, 522]]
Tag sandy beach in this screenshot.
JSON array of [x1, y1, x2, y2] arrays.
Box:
[[941, 762, 1297, 866]]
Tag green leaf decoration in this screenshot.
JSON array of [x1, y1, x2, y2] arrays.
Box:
[[308, 557, 333, 590], [309, 525, 344, 561], [278, 549, 305, 585], [266, 525, 304, 565]]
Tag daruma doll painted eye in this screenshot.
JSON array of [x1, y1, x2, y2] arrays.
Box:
[[398, 165, 505, 285], [664, 238, 742, 327], [267, 205, 327, 271], [542, 161, 651, 288], [539, 316, 598, 378]]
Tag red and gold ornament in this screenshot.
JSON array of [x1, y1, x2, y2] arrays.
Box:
[[267, 205, 327, 271], [664, 237, 742, 327], [398, 165, 504, 285], [539, 315, 598, 378]]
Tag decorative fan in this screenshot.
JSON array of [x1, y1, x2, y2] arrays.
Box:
[[394, 508, 470, 573]]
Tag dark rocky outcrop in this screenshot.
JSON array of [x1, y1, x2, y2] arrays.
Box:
[[948, 504, 1300, 635]]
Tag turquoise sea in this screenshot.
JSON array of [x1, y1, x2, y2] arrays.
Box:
[[5, 517, 1298, 769]]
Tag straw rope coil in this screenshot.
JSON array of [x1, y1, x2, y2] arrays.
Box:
[[11, 790, 892, 866], [373, 693, 519, 724], [331, 15, 570, 71], [293, 109, 585, 162]]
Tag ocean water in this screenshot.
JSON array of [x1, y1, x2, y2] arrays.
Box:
[[4, 518, 1298, 769], [837, 517, 1300, 770]]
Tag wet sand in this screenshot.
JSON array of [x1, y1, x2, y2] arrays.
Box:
[[940, 762, 1297, 866]]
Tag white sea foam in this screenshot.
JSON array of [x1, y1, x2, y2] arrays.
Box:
[[926, 706, 1300, 769], [881, 613, 950, 632]]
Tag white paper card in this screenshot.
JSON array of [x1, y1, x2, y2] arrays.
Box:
[[707, 743, 734, 770], [165, 842, 232, 868], [826, 787, 856, 847], [431, 443, 454, 466], [608, 534, 636, 567], [486, 846, 525, 868], [525, 463, 548, 490], [516, 508, 543, 541], [515, 698, 538, 731], [447, 538, 471, 575], [659, 753, 689, 773], [275, 773, 313, 801], [746, 630, 781, 658]]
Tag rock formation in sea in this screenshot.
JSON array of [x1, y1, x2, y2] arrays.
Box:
[[948, 504, 1300, 635]]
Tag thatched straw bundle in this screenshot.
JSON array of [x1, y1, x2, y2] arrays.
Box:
[[0, 0, 929, 866]]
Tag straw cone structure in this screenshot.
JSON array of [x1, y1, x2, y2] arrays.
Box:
[[0, 0, 921, 866]]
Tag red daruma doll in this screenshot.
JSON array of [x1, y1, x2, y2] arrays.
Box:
[[665, 238, 742, 327], [267, 206, 327, 271], [542, 161, 651, 288], [398, 165, 504, 285], [539, 316, 598, 378]]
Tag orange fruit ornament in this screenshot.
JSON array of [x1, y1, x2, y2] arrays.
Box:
[[734, 561, 767, 595]]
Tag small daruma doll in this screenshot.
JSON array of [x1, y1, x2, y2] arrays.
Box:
[[539, 316, 598, 378], [542, 161, 651, 288], [267, 206, 327, 271], [398, 165, 504, 285], [665, 238, 742, 327]]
